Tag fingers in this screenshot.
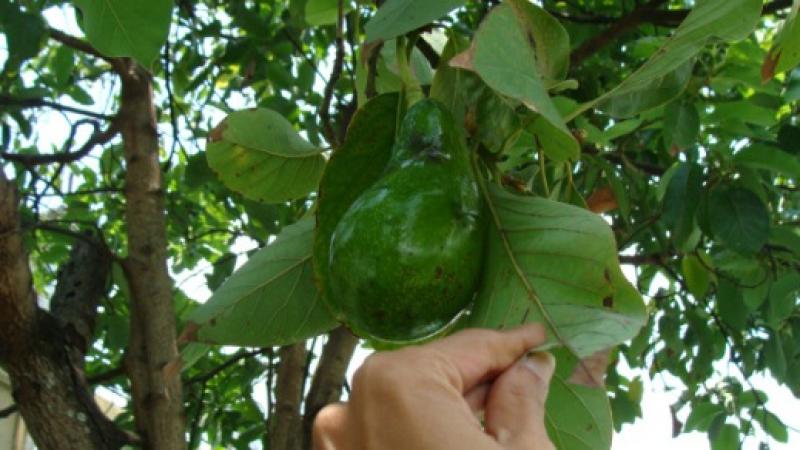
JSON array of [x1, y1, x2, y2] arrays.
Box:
[[312, 403, 348, 450], [427, 324, 547, 392], [484, 352, 556, 450], [464, 382, 491, 413]]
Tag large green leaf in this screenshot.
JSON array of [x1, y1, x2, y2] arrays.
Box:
[[598, 0, 762, 116], [468, 3, 578, 162], [73, 0, 173, 67], [313, 94, 400, 312], [185, 218, 337, 346], [206, 108, 326, 203], [468, 185, 647, 358], [365, 0, 465, 42], [708, 186, 770, 255]]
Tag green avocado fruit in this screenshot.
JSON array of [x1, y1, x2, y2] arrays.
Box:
[[326, 99, 486, 342]]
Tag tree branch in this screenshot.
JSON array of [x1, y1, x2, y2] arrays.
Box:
[[320, 0, 346, 146], [0, 95, 114, 120], [302, 327, 358, 450], [47, 27, 127, 74], [569, 0, 793, 65], [0, 172, 130, 450], [269, 343, 308, 450], [571, 0, 668, 66], [1, 118, 120, 167], [118, 61, 187, 450], [187, 349, 267, 384]]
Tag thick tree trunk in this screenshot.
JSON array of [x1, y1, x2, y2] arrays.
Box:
[[118, 62, 187, 450], [0, 173, 128, 450]]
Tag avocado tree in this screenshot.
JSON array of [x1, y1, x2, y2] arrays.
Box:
[[0, 1, 797, 449]]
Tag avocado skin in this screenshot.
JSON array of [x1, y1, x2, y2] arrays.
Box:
[[327, 99, 485, 342]]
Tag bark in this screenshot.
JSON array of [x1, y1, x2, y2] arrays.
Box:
[[302, 327, 358, 450], [0, 172, 129, 450], [118, 61, 187, 450], [269, 343, 308, 450]]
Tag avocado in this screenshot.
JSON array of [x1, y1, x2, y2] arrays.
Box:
[[326, 99, 486, 342]]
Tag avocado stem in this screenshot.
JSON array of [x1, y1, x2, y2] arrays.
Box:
[[396, 37, 424, 108]]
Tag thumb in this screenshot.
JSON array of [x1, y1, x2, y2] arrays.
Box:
[[312, 403, 348, 450], [484, 352, 556, 450]]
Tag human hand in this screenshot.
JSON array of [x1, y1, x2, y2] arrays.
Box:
[[313, 324, 556, 450]]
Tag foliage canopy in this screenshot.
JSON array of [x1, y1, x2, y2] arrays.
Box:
[[0, 0, 798, 449]]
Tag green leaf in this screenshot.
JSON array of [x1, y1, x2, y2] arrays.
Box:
[[662, 162, 702, 249], [0, 4, 46, 71], [546, 374, 613, 450], [365, 0, 465, 42], [313, 94, 399, 314], [469, 3, 578, 162], [712, 100, 778, 128], [602, 62, 693, 118], [206, 108, 325, 203], [766, 272, 800, 327], [682, 253, 710, 300], [716, 279, 748, 332], [663, 100, 699, 151], [185, 218, 337, 346], [305, 0, 353, 26], [506, 0, 570, 81], [685, 401, 725, 432], [733, 143, 800, 179], [73, 0, 174, 68], [51, 46, 76, 87], [754, 410, 789, 443], [708, 187, 770, 255], [601, 118, 643, 143], [764, 3, 800, 80], [431, 33, 520, 154], [711, 424, 740, 450], [468, 185, 647, 358], [599, 0, 762, 116], [764, 332, 787, 380]]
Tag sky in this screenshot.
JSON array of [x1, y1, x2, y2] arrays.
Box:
[[4, 5, 798, 450]]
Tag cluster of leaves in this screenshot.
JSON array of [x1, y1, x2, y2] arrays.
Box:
[[1, 0, 798, 449]]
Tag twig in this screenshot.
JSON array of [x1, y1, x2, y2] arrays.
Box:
[[364, 41, 383, 100], [0, 96, 113, 120], [1, 118, 120, 166], [0, 404, 18, 419], [47, 27, 126, 74], [162, 42, 187, 165], [415, 38, 440, 69], [320, 0, 346, 146], [571, 0, 668, 66], [187, 349, 267, 384]]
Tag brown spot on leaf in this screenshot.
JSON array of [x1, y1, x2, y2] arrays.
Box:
[[603, 268, 611, 283], [761, 49, 780, 83], [603, 296, 613, 308], [434, 266, 443, 280]]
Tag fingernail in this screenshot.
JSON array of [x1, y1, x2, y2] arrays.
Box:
[[522, 352, 556, 381]]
